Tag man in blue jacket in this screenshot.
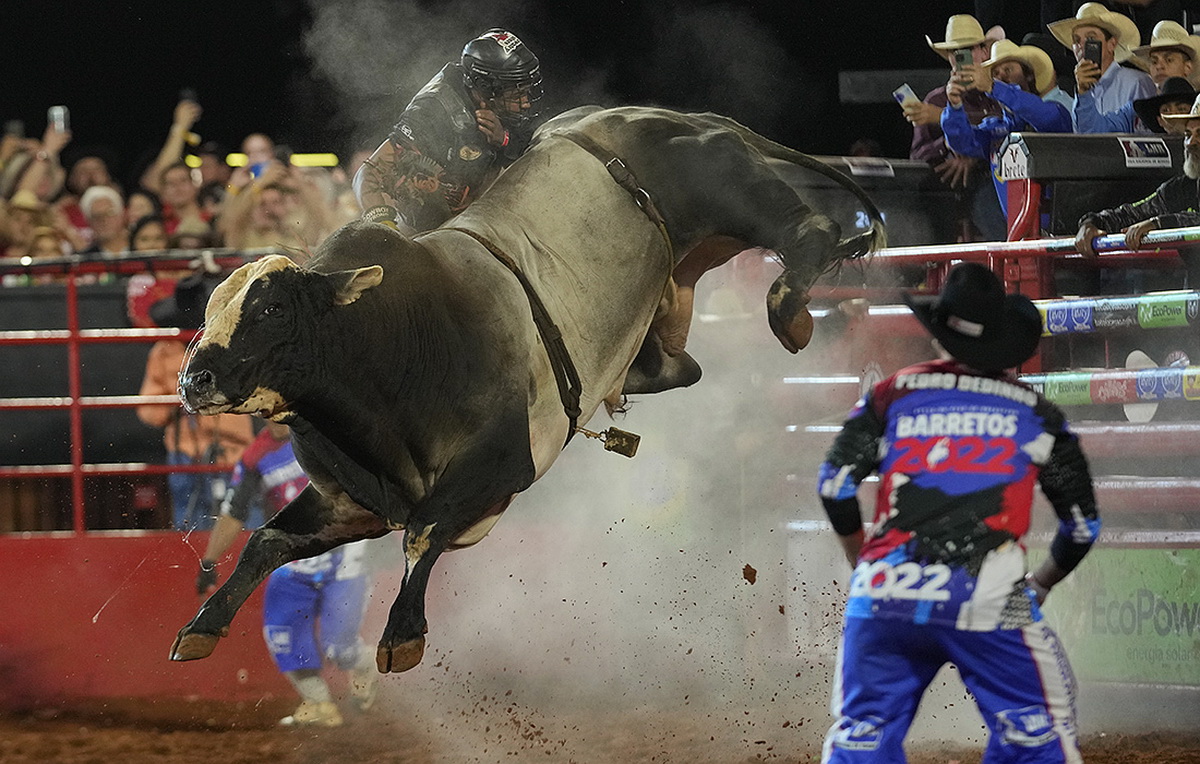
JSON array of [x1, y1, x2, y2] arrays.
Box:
[[941, 40, 1073, 219]]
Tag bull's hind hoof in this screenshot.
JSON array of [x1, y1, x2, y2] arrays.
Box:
[[377, 636, 425, 673], [169, 629, 225, 662], [766, 275, 814, 354]]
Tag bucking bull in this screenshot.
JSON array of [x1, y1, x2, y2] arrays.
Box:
[[170, 106, 884, 673]]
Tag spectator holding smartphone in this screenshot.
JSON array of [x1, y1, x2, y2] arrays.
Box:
[[1073, 19, 1200, 132], [905, 14, 1008, 241], [942, 41, 1072, 216], [1049, 2, 1154, 133]]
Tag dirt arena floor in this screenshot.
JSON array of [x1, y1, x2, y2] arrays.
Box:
[[4, 697, 1199, 764]]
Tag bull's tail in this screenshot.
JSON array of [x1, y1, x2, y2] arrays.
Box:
[[697, 113, 888, 259]]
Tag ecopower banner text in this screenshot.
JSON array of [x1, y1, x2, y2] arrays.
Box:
[[1040, 548, 1200, 685]]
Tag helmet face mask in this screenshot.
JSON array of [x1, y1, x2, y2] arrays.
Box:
[[461, 29, 543, 128]]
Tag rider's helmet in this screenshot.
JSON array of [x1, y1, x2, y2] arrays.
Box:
[[460, 29, 543, 128]]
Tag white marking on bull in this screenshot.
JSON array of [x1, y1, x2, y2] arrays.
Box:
[[202, 255, 296, 349], [405, 524, 436, 568], [237, 385, 291, 419]]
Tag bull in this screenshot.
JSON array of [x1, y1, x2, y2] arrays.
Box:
[[170, 106, 884, 673]]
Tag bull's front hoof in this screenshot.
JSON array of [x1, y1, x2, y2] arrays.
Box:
[[169, 628, 226, 662], [377, 636, 425, 673]]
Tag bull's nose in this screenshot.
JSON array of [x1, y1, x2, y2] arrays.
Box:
[[182, 368, 215, 393], [178, 368, 216, 412]]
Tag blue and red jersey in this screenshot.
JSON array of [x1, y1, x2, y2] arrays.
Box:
[[818, 359, 1100, 630], [220, 428, 366, 580], [222, 429, 309, 522]]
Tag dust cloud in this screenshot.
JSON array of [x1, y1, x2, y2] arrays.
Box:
[[353, 267, 981, 761], [637, 5, 818, 142], [301, 1, 817, 154], [302, 0, 532, 151]]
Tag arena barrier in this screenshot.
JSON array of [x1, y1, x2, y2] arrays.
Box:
[[0, 249, 299, 710], [5, 154, 1199, 706]]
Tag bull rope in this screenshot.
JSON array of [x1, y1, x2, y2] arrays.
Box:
[[443, 226, 584, 448]]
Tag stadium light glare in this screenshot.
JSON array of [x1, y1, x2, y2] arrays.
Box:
[[223, 153, 339, 168]]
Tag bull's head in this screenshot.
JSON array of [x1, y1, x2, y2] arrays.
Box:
[[178, 255, 383, 421]]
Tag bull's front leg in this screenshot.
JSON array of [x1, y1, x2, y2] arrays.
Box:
[[376, 504, 498, 673], [170, 484, 387, 662]]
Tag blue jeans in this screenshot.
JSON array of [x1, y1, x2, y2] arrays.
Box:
[[166, 451, 217, 531]]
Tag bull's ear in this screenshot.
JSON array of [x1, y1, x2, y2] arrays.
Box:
[[329, 265, 384, 306]]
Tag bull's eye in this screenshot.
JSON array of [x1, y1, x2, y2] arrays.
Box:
[[263, 303, 282, 317]]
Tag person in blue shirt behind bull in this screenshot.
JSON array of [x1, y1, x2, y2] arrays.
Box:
[[941, 40, 1073, 223], [196, 420, 382, 727], [816, 262, 1100, 763]]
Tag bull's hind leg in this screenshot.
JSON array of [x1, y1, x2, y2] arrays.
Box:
[[375, 497, 515, 673], [667, 131, 858, 354], [170, 485, 387, 662]]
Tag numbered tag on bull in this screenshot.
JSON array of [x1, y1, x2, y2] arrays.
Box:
[[576, 425, 641, 458]]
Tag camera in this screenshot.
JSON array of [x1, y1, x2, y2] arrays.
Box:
[[1083, 39, 1102, 68]]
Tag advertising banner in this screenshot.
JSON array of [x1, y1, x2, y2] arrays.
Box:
[[1039, 548, 1200, 685]]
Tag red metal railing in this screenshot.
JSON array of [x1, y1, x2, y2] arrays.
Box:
[[0, 249, 279, 533]]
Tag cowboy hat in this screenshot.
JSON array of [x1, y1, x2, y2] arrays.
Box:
[[168, 218, 214, 249], [982, 40, 1058, 95], [1160, 91, 1200, 120], [927, 15, 987, 58], [8, 189, 45, 212], [149, 270, 224, 330], [1133, 20, 1200, 62], [903, 263, 1042, 372], [1048, 2, 1143, 63], [1133, 77, 1199, 132], [0, 151, 34, 200]]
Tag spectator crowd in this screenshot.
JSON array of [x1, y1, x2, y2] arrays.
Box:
[[903, 3, 1200, 242], [0, 96, 370, 269]]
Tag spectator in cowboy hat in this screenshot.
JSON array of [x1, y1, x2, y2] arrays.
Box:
[[1075, 92, 1200, 289], [1132, 76, 1198, 133], [1049, 2, 1155, 133], [905, 14, 1008, 241], [1075, 18, 1200, 132], [942, 40, 1071, 216], [2, 190, 51, 259], [1133, 20, 1200, 87]]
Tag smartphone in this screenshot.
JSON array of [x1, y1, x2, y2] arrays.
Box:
[[892, 83, 920, 107], [48, 105, 69, 133], [952, 48, 974, 83], [1084, 39, 1102, 67]]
